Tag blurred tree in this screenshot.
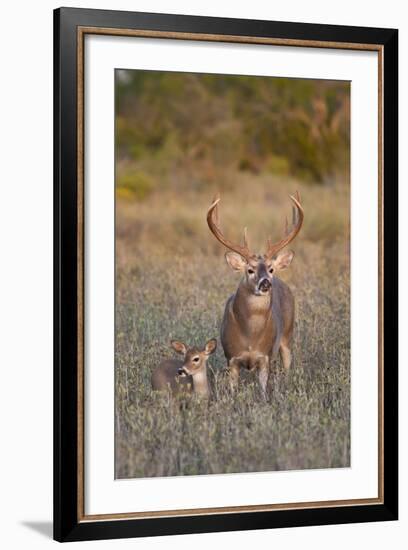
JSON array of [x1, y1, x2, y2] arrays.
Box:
[[115, 70, 349, 198]]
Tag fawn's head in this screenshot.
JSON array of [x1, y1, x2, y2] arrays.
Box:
[[207, 192, 304, 297], [171, 339, 217, 377]]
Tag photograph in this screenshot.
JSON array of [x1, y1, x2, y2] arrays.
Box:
[[0, 0, 402, 544], [114, 69, 351, 479], [51, 6, 398, 543]]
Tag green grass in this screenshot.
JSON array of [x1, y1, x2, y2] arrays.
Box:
[[115, 176, 350, 478]]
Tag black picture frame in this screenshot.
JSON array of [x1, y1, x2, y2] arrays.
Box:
[[54, 7, 398, 542]]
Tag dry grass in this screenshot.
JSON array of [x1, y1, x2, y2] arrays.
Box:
[[115, 174, 350, 478]]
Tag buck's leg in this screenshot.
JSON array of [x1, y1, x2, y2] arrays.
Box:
[[279, 343, 292, 370], [228, 358, 240, 392], [280, 285, 295, 371], [258, 356, 270, 400]]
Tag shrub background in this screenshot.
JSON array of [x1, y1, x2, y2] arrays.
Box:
[[115, 70, 350, 479], [116, 71, 350, 197]]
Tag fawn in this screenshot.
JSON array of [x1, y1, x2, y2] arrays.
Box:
[[151, 339, 217, 398]]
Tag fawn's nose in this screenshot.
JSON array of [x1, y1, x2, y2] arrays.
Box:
[[258, 278, 271, 292], [178, 367, 187, 376]]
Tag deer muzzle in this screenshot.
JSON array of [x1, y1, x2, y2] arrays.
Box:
[[258, 277, 271, 293]]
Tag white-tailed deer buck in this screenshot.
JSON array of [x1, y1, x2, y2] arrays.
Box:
[[207, 192, 304, 397], [151, 339, 217, 397]]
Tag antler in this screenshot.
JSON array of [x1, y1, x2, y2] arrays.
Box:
[[207, 194, 253, 261], [265, 191, 304, 259]]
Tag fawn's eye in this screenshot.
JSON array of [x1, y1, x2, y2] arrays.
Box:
[[193, 357, 200, 362], [247, 268, 254, 275], [269, 268, 274, 274]]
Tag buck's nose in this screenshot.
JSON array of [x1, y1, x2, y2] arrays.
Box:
[[258, 278, 271, 292], [178, 367, 186, 376]]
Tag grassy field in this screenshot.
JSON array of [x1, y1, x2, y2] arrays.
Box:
[[115, 175, 350, 479]]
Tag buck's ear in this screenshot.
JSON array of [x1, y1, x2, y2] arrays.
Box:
[[204, 338, 217, 355], [225, 252, 247, 272], [272, 250, 294, 271], [171, 340, 187, 355]]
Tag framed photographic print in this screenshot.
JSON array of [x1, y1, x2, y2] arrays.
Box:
[[54, 7, 398, 542]]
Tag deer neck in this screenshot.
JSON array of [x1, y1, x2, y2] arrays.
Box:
[[192, 368, 210, 397], [234, 280, 272, 319]]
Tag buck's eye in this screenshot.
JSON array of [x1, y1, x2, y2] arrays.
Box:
[[269, 268, 274, 274], [193, 357, 200, 363], [247, 268, 255, 275]]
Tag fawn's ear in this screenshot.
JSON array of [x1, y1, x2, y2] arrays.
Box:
[[272, 250, 294, 271], [204, 338, 217, 355], [225, 252, 247, 272], [171, 340, 187, 355]]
